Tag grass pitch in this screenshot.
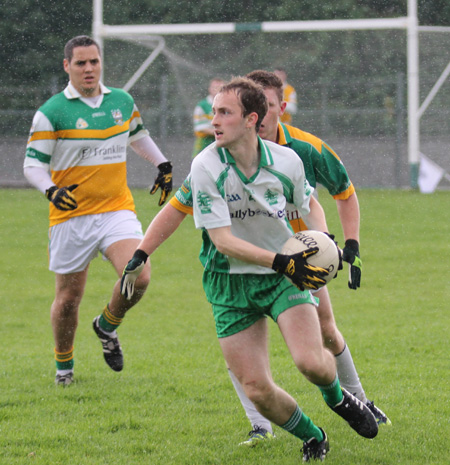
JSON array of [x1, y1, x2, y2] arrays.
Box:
[[0, 188, 449, 464]]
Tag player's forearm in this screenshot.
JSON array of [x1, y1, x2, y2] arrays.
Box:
[[130, 135, 167, 167], [138, 204, 187, 256], [23, 166, 54, 194], [336, 193, 360, 242], [207, 227, 275, 269], [302, 196, 328, 232]]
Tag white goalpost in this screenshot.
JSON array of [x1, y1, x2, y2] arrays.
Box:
[[92, 0, 450, 189]]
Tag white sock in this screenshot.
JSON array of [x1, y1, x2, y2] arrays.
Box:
[[335, 343, 367, 403], [228, 369, 273, 433], [98, 326, 117, 338], [56, 369, 73, 376]]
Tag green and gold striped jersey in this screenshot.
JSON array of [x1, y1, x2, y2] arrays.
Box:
[[25, 83, 148, 226]]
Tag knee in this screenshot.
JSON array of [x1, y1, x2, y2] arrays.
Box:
[[135, 272, 150, 291], [321, 320, 338, 348], [244, 380, 276, 409], [321, 323, 344, 354], [294, 350, 333, 383], [316, 292, 344, 353], [135, 263, 151, 291], [53, 291, 81, 315]]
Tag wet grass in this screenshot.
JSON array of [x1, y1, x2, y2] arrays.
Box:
[[0, 188, 449, 464]]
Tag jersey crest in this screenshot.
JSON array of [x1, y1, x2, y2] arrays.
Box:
[[197, 191, 212, 214], [76, 118, 89, 129], [264, 189, 279, 205], [111, 109, 124, 125]]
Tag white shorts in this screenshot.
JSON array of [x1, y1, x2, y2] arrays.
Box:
[[48, 210, 144, 274]]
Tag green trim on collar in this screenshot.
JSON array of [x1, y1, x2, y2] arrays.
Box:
[[217, 137, 273, 167], [217, 137, 274, 184], [217, 146, 231, 164], [258, 136, 273, 166]]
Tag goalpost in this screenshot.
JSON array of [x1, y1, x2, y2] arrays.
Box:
[[92, 0, 450, 189]]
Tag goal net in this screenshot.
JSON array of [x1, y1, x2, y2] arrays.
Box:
[[99, 26, 449, 190]]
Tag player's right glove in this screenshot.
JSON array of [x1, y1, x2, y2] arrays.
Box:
[[342, 239, 362, 290], [45, 184, 78, 211], [150, 161, 173, 206], [120, 249, 149, 300], [272, 248, 329, 291]]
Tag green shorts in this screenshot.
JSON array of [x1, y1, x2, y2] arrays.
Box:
[[202, 272, 318, 338]]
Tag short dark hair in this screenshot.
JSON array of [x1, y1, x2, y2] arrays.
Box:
[[220, 77, 268, 132], [64, 35, 101, 62], [246, 70, 284, 104]]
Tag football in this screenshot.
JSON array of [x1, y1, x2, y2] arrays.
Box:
[[281, 230, 340, 287]]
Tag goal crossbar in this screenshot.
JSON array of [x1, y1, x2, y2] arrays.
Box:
[[98, 17, 409, 37], [93, 0, 449, 188]]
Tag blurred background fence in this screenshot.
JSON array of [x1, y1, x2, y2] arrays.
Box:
[[1, 29, 449, 190]]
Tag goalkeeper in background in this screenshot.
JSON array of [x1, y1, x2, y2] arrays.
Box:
[[122, 70, 390, 444], [23, 35, 173, 386]]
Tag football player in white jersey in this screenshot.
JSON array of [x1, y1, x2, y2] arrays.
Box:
[[123, 77, 378, 462]]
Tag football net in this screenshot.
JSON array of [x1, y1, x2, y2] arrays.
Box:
[[98, 23, 449, 190]]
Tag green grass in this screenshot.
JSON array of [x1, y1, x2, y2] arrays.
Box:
[[0, 188, 449, 464]]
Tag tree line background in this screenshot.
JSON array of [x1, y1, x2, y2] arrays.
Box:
[[1, 0, 449, 189], [1, 0, 449, 89]]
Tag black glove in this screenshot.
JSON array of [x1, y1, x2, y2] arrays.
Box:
[[120, 249, 149, 300], [272, 248, 329, 291], [45, 184, 78, 211], [150, 161, 173, 206], [342, 239, 362, 290], [324, 232, 343, 273]]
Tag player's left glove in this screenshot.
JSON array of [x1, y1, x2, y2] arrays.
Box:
[[45, 184, 79, 211], [342, 239, 362, 290], [150, 161, 173, 206], [120, 249, 149, 300]]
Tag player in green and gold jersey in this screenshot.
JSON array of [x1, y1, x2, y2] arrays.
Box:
[[24, 35, 173, 386], [192, 78, 225, 157]]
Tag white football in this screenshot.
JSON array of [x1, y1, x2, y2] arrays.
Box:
[[281, 230, 340, 287]]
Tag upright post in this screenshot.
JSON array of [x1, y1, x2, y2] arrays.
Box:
[[407, 0, 420, 188], [92, 0, 104, 80]]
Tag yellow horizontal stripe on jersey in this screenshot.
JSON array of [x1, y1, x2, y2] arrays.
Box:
[[131, 110, 142, 120], [49, 162, 135, 226], [57, 122, 130, 140], [28, 130, 58, 144], [28, 120, 134, 144]]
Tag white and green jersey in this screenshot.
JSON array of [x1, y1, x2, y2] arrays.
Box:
[[191, 137, 313, 275]]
